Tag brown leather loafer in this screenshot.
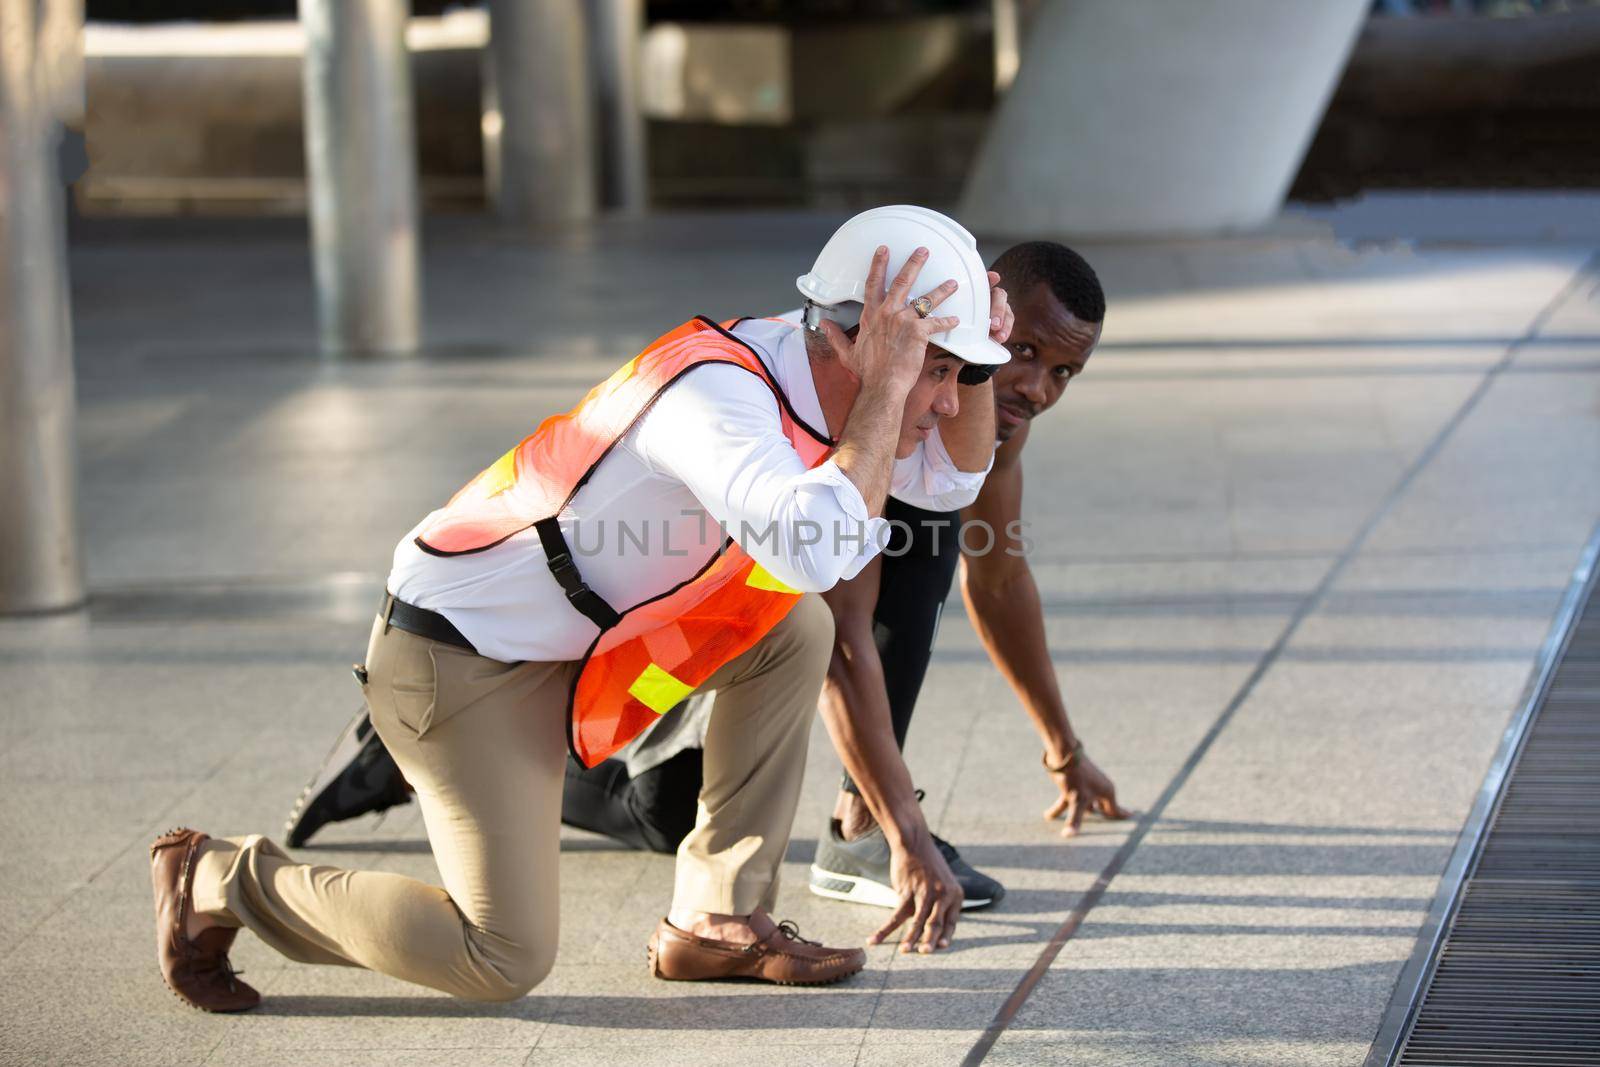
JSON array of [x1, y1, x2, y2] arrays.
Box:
[[647, 917, 866, 986], [150, 828, 259, 1013]]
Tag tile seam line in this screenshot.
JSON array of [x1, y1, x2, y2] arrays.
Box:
[[959, 250, 1600, 1067], [850, 946, 898, 1065]]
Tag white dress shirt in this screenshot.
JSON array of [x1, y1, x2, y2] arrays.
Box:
[[389, 317, 990, 663], [390, 319, 838, 661]]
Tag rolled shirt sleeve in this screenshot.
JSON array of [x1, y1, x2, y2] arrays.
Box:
[[634, 363, 887, 592], [889, 424, 993, 512]]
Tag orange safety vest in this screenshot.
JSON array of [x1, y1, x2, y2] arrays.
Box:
[[414, 316, 834, 767]]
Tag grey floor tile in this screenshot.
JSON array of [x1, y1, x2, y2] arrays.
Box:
[[205, 1048, 533, 1067]]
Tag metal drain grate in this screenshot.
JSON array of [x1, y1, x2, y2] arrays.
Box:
[[1378, 535, 1600, 1067]]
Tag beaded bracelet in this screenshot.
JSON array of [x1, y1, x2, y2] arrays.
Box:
[[1042, 739, 1084, 775]]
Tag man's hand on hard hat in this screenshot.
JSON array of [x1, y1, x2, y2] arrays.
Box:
[[820, 247, 961, 515], [817, 245, 961, 395]]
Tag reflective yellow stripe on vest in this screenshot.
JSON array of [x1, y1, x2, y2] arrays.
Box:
[[627, 662, 696, 715], [744, 562, 799, 595]]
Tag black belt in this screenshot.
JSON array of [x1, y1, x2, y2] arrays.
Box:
[[383, 594, 476, 653]]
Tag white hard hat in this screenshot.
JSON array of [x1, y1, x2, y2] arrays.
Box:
[[796, 205, 1010, 367]]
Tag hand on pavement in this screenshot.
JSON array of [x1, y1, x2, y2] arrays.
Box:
[[867, 829, 964, 954], [1044, 748, 1132, 838]]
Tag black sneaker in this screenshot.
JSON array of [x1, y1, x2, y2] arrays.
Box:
[[932, 834, 1005, 909], [283, 707, 412, 848], [808, 820, 1005, 911]]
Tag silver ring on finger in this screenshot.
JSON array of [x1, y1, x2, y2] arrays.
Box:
[[910, 295, 934, 319]]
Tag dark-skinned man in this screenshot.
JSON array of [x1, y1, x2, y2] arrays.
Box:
[[807, 241, 1129, 948]]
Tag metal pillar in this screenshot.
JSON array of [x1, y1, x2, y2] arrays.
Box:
[[0, 0, 85, 614], [590, 0, 648, 214], [300, 0, 420, 357], [483, 0, 595, 227]]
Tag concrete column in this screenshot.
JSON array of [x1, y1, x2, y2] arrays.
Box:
[[961, 0, 1369, 237], [589, 0, 648, 214], [992, 0, 1021, 94], [483, 0, 595, 227], [300, 0, 421, 356], [0, 0, 85, 614]]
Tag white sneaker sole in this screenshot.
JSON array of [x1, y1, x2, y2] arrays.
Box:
[[808, 865, 901, 909], [809, 864, 998, 910]]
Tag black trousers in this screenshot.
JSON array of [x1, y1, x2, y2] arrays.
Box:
[[560, 746, 704, 854], [560, 497, 962, 853], [841, 497, 963, 792]]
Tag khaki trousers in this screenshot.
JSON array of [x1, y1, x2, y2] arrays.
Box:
[[191, 592, 833, 1002]]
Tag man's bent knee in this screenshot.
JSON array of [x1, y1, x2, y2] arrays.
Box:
[[459, 943, 556, 1003]]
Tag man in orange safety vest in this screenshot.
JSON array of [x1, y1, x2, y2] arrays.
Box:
[[148, 206, 1014, 1012]]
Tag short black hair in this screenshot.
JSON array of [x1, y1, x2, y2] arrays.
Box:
[[990, 241, 1105, 324]]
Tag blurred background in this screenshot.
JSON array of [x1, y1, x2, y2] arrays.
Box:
[[61, 0, 1600, 219], [9, 0, 1595, 612]]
